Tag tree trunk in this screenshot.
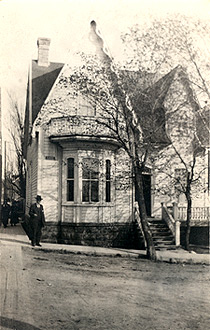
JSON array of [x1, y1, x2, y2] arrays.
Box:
[[185, 194, 192, 251], [133, 163, 156, 260]]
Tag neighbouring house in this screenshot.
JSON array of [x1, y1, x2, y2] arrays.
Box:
[[140, 67, 210, 247], [24, 27, 209, 248]]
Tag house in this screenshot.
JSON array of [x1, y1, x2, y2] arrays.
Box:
[[24, 26, 209, 248], [24, 37, 138, 248]]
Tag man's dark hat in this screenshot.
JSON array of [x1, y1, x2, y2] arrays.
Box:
[[36, 195, 43, 201]]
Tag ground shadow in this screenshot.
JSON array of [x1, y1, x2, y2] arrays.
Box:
[[0, 316, 41, 330], [0, 238, 31, 246], [111, 247, 147, 258], [189, 244, 210, 254]]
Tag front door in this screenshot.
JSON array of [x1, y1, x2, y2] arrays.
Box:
[[135, 173, 152, 216], [142, 174, 151, 216]]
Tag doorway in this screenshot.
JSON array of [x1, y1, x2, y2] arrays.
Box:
[[135, 173, 152, 217], [142, 174, 151, 216]]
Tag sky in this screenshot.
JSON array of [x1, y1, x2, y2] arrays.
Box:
[[0, 0, 210, 150]]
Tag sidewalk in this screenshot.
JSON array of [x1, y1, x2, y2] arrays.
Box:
[[0, 223, 209, 265]]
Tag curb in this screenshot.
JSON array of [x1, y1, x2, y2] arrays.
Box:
[[30, 246, 210, 265], [31, 246, 145, 259], [156, 256, 209, 265]]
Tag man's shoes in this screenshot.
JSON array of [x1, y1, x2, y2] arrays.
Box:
[[31, 242, 35, 247], [36, 243, 42, 247]]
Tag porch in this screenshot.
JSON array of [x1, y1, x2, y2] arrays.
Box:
[[161, 203, 209, 248], [177, 206, 210, 224]]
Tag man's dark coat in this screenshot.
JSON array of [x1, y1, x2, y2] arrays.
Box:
[[29, 203, 45, 227]]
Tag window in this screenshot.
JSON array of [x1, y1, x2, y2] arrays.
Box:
[[67, 158, 74, 201], [82, 158, 99, 202], [106, 160, 111, 202]]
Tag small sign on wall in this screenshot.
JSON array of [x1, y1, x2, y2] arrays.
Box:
[[45, 156, 56, 160]]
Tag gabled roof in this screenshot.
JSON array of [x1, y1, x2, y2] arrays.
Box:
[[195, 106, 210, 147], [27, 60, 64, 124], [123, 67, 179, 148], [24, 60, 64, 156], [132, 66, 198, 148], [24, 27, 202, 155], [142, 66, 180, 106]]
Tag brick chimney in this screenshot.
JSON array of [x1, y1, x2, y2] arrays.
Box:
[[37, 38, 51, 67]]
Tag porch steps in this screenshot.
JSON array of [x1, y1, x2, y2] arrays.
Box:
[[147, 217, 176, 250]]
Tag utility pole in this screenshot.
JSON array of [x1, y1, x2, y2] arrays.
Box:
[[0, 87, 2, 224]]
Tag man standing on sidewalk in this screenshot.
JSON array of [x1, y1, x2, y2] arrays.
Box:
[[1, 198, 11, 228], [29, 195, 45, 247]]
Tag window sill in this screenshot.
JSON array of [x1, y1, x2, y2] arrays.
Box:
[[62, 202, 114, 207]]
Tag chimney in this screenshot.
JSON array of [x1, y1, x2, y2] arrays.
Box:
[[37, 38, 51, 67]]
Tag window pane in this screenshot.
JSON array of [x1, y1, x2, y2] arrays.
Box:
[[91, 181, 99, 202], [83, 168, 90, 179], [82, 158, 99, 179], [91, 169, 99, 180], [106, 160, 111, 202], [82, 158, 99, 202], [106, 181, 111, 202], [67, 158, 74, 179], [90, 159, 99, 179], [67, 180, 74, 201], [82, 181, 90, 202], [106, 160, 111, 180], [82, 159, 90, 179]]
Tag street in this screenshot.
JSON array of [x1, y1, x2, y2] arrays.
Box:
[[0, 224, 210, 330], [0, 230, 39, 330]]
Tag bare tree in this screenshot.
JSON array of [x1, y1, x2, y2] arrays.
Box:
[[60, 20, 180, 260], [154, 138, 207, 250], [8, 94, 26, 200], [35, 18, 208, 255], [122, 15, 210, 250]]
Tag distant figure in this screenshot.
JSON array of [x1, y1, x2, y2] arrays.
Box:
[[29, 195, 45, 247], [10, 200, 19, 226], [2, 199, 11, 228]]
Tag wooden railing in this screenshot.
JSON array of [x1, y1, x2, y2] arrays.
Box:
[[134, 206, 147, 248], [162, 203, 180, 246], [161, 203, 175, 236], [160, 203, 209, 247], [178, 206, 210, 221]]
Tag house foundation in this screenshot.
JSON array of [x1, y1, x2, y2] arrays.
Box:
[[42, 222, 144, 249]]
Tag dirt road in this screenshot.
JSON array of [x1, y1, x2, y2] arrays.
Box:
[[0, 239, 39, 330], [0, 224, 209, 330], [21, 247, 210, 330]]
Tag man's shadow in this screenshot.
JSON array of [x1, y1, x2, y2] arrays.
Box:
[[0, 316, 41, 330]]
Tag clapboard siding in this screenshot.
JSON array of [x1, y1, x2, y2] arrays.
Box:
[[25, 137, 38, 212], [43, 134, 56, 159]]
